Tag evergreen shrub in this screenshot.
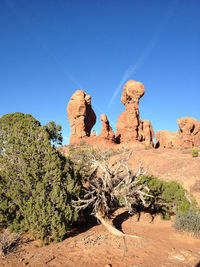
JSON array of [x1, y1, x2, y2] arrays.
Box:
[[192, 147, 199, 157], [137, 175, 195, 219], [68, 145, 197, 221], [0, 113, 80, 243]]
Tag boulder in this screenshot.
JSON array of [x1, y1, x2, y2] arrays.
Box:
[[121, 80, 145, 108]]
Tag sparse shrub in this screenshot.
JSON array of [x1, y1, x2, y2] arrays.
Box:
[[0, 113, 81, 243], [72, 148, 153, 235], [70, 145, 197, 222], [67, 144, 97, 184], [68, 144, 75, 152], [173, 208, 200, 237], [0, 231, 20, 258], [68, 145, 129, 184], [192, 147, 199, 157], [106, 148, 121, 156], [79, 140, 87, 147], [137, 176, 195, 219], [145, 145, 152, 150]]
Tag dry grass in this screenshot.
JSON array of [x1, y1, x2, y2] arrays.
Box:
[[0, 230, 20, 258]]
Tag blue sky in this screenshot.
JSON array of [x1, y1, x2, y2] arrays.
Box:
[[1, 0, 200, 145]]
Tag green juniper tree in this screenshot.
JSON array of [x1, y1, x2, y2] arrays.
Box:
[[0, 113, 79, 243]]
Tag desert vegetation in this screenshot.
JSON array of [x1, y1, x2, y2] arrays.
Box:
[[0, 112, 200, 255], [69, 144, 199, 235], [173, 208, 200, 238], [0, 231, 20, 258], [0, 113, 81, 244], [192, 147, 199, 157]]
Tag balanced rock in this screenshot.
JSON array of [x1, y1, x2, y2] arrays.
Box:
[[66, 80, 155, 147], [98, 114, 115, 141], [67, 90, 96, 144], [121, 80, 145, 108]]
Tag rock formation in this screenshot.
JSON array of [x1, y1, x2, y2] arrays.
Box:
[[177, 117, 200, 147], [116, 80, 154, 146], [138, 119, 155, 147], [98, 114, 115, 142], [67, 90, 96, 144], [66, 81, 200, 150], [67, 81, 155, 147], [155, 117, 200, 149], [155, 130, 177, 149]]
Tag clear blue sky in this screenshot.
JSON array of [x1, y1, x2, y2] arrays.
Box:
[[1, 0, 200, 145]]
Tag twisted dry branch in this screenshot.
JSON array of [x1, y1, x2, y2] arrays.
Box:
[[72, 147, 153, 237]]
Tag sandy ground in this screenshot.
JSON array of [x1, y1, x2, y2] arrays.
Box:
[[1, 210, 200, 267], [1, 148, 200, 267]]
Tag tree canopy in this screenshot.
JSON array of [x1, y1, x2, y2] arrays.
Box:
[[0, 112, 79, 243]]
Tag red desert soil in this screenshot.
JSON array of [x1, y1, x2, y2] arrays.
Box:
[[1, 148, 200, 267]]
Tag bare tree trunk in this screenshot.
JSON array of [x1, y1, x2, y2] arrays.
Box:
[[95, 211, 141, 239]]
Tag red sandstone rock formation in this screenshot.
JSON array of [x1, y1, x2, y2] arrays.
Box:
[[67, 90, 96, 144], [116, 80, 145, 143], [116, 80, 154, 146], [98, 114, 115, 142], [155, 130, 177, 149], [155, 117, 200, 149], [139, 119, 155, 147], [177, 117, 200, 147], [66, 81, 155, 147]]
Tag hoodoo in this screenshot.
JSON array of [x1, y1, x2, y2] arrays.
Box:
[[116, 80, 154, 146], [98, 114, 115, 142], [67, 90, 96, 144], [67, 80, 155, 147]]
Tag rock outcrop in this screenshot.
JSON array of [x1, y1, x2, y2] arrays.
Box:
[[67, 90, 96, 144], [155, 117, 200, 149], [155, 130, 177, 149], [98, 114, 115, 142], [67, 81, 155, 147], [138, 119, 155, 147], [116, 80, 154, 146], [177, 117, 200, 147], [66, 84, 199, 149]]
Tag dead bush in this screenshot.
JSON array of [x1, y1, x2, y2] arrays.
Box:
[[0, 231, 20, 258]]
